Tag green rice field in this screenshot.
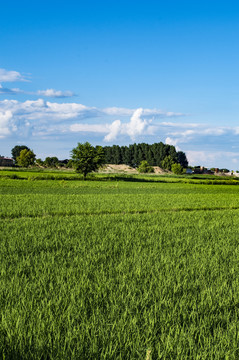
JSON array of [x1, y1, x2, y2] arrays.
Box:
[[1, 172, 239, 359]]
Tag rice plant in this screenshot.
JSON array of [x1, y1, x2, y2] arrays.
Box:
[[1, 176, 239, 358]]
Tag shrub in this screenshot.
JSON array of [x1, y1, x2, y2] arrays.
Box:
[[171, 163, 184, 175], [137, 161, 154, 173]]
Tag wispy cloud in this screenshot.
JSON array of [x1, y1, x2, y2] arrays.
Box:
[[186, 150, 239, 168], [0, 84, 23, 95], [0, 68, 28, 82], [0, 68, 76, 99], [103, 107, 184, 118], [164, 124, 230, 151], [37, 89, 75, 98], [0, 86, 75, 98]]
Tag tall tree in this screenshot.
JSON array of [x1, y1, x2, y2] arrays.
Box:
[[177, 151, 188, 168], [17, 149, 36, 167], [11, 145, 30, 162], [71, 142, 105, 179]]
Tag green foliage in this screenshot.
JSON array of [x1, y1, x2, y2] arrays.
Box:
[[11, 145, 30, 162], [171, 163, 184, 174], [36, 158, 44, 166], [137, 160, 154, 173], [220, 168, 230, 173], [66, 159, 74, 168], [103, 142, 187, 168], [16, 149, 36, 167], [177, 151, 188, 167], [71, 142, 105, 179], [161, 155, 174, 170], [44, 156, 59, 168]]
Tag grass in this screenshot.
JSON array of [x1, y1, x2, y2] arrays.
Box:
[[1, 167, 239, 185], [1, 174, 239, 359]]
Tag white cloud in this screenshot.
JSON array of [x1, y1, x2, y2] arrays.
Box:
[[0, 110, 14, 138], [2, 98, 239, 164], [125, 108, 148, 140], [0, 68, 27, 82], [104, 120, 122, 141], [37, 89, 75, 98], [165, 137, 179, 147], [0, 99, 183, 140], [164, 124, 230, 151], [186, 150, 239, 169], [70, 108, 152, 142], [103, 108, 152, 142]]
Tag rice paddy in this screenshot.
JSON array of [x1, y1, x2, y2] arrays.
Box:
[[1, 173, 239, 359]]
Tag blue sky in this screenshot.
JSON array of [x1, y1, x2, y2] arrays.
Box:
[[0, 0, 239, 168]]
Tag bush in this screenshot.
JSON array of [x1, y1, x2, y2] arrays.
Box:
[[137, 161, 154, 173], [171, 163, 184, 175]]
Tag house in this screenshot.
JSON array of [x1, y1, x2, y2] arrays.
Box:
[[0, 156, 14, 167]]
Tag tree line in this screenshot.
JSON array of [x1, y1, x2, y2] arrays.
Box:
[[11, 142, 188, 169], [10, 142, 188, 177], [103, 142, 188, 168]]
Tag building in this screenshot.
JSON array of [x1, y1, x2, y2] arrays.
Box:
[[0, 156, 14, 167]]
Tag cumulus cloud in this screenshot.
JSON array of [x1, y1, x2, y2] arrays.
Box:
[[104, 120, 122, 142], [0, 110, 14, 138], [125, 108, 148, 139], [0, 68, 27, 82], [103, 108, 152, 142], [70, 108, 154, 142], [37, 89, 75, 98]]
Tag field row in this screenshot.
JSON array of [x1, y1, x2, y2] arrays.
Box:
[[1, 179, 239, 219]]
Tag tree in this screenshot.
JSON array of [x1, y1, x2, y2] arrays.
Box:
[[71, 142, 105, 179], [137, 160, 154, 173], [161, 155, 174, 171], [11, 145, 30, 162], [17, 149, 36, 167], [177, 151, 188, 168], [171, 163, 184, 175], [36, 158, 44, 166], [44, 156, 59, 168]]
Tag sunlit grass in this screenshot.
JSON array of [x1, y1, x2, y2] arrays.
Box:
[[1, 176, 239, 359]]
